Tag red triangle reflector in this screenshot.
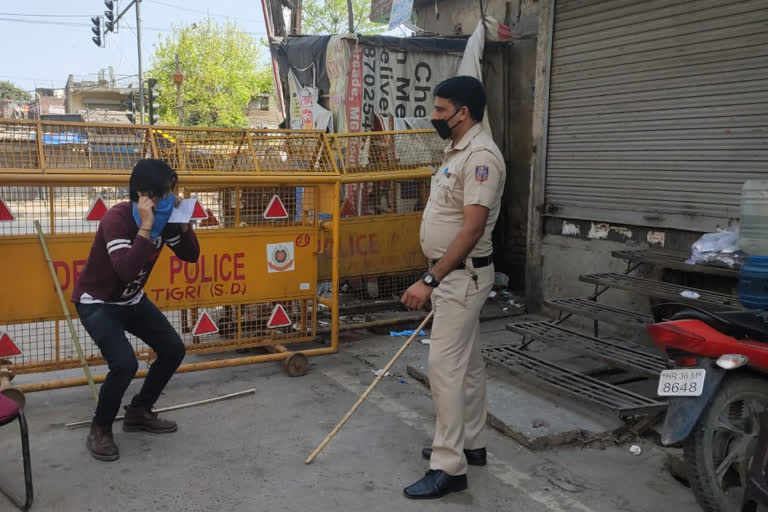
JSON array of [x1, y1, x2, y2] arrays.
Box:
[[0, 333, 21, 357], [0, 198, 15, 222], [192, 312, 219, 336], [267, 304, 292, 329], [199, 208, 219, 227], [85, 196, 109, 222], [190, 199, 209, 220], [263, 195, 289, 220]]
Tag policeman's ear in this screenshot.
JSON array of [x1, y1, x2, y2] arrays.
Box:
[[459, 105, 470, 123]]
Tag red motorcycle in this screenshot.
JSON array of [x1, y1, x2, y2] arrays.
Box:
[[647, 303, 768, 512]]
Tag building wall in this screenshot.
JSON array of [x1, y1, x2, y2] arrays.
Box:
[[526, 0, 763, 311], [0, 100, 26, 119], [412, 0, 539, 37], [484, 40, 537, 288], [246, 94, 282, 128], [540, 219, 737, 339], [39, 96, 66, 115], [69, 91, 127, 113]]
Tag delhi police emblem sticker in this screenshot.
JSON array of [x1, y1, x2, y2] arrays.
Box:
[[267, 242, 295, 273], [475, 165, 489, 183]]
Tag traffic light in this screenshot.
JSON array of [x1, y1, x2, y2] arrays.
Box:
[[104, 0, 117, 32], [91, 16, 102, 47], [124, 95, 136, 124], [147, 78, 161, 125]]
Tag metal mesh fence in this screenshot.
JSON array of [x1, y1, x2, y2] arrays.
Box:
[[238, 185, 304, 228], [152, 128, 254, 173], [0, 121, 38, 169], [190, 299, 314, 347], [40, 124, 89, 170], [317, 270, 426, 315], [0, 184, 318, 236], [339, 270, 425, 302], [53, 185, 130, 234], [178, 185, 316, 229], [41, 123, 152, 171], [340, 178, 430, 217], [329, 131, 444, 174], [84, 124, 151, 170], [0, 123, 447, 380], [0, 185, 52, 235], [249, 130, 335, 173], [0, 317, 151, 373], [4, 299, 316, 374], [0, 121, 444, 176]]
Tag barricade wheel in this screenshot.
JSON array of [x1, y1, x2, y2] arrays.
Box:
[[0, 359, 14, 381], [283, 353, 309, 377]]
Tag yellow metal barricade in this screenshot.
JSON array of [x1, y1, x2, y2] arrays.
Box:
[[0, 119, 442, 390], [321, 130, 443, 306], [0, 119, 343, 391]]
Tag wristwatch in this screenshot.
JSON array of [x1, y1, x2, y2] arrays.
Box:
[[421, 272, 440, 288]]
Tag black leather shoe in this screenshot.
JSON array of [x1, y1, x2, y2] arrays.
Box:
[[404, 470, 467, 499], [421, 447, 487, 466]]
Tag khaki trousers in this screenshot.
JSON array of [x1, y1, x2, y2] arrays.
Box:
[[428, 263, 494, 475]]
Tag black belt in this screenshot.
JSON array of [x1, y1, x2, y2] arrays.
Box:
[[430, 254, 493, 271]]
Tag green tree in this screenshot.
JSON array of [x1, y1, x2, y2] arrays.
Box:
[[149, 18, 264, 127], [0, 81, 31, 102], [302, 0, 386, 35], [254, 66, 275, 96]]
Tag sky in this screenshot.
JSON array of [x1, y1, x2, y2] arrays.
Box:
[[0, 0, 271, 93]]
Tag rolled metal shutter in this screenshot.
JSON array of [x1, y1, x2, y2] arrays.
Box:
[[545, 0, 768, 231]]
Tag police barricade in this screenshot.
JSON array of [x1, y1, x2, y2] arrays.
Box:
[[320, 130, 444, 325], [0, 120, 341, 390]]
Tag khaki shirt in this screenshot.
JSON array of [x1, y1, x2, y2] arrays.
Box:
[[420, 124, 505, 261]]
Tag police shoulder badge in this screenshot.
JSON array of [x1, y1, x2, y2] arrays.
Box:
[[474, 165, 489, 183]]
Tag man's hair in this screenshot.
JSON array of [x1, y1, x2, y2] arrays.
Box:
[[433, 76, 486, 122], [129, 159, 178, 202]]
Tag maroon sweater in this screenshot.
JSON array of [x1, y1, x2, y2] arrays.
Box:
[[73, 202, 200, 305]]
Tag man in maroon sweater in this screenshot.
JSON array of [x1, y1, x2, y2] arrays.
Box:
[[73, 159, 200, 461]]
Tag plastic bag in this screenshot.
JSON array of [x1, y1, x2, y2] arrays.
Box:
[[686, 227, 746, 269], [691, 228, 739, 254]]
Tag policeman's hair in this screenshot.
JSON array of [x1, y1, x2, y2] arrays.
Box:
[[129, 159, 178, 202], [434, 76, 486, 122]]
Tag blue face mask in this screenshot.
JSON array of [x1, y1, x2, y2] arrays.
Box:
[[133, 193, 175, 239]]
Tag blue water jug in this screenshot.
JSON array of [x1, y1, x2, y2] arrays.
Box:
[[739, 256, 768, 310]]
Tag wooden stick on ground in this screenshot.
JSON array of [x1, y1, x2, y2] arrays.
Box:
[[65, 388, 257, 428], [35, 220, 99, 401], [305, 311, 434, 464]]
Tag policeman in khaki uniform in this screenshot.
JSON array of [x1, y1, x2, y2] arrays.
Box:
[[401, 76, 505, 499]]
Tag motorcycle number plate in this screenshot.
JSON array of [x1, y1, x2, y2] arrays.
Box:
[[657, 369, 706, 397]]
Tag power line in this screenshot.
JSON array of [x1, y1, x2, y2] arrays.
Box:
[[146, 0, 265, 24], [0, 73, 139, 87], [0, 11, 92, 18], [0, 17, 266, 35], [0, 17, 92, 27]]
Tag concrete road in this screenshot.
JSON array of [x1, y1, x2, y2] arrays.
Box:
[[0, 319, 700, 512]]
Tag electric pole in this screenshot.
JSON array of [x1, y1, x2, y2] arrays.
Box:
[[347, 0, 354, 33], [135, 0, 145, 123], [175, 54, 184, 125]]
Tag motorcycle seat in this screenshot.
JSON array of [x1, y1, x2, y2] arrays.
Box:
[[718, 310, 768, 343], [652, 303, 768, 343]]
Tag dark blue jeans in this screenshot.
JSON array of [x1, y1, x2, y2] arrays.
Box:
[[75, 296, 186, 425]]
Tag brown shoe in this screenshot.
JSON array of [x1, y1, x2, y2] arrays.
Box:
[[87, 423, 119, 461], [122, 406, 178, 434]]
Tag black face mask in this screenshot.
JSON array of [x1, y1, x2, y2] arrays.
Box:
[[431, 108, 461, 140]]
